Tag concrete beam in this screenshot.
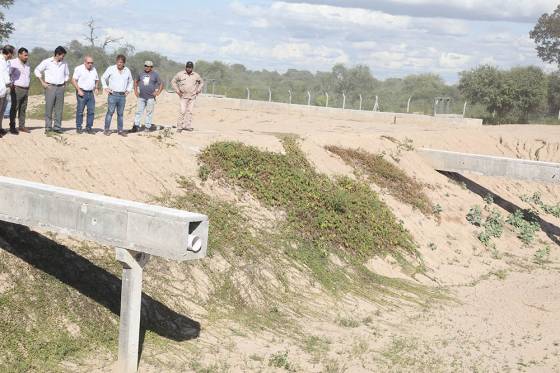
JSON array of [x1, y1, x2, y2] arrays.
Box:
[[0, 176, 208, 261], [0, 176, 210, 372], [418, 148, 560, 183]]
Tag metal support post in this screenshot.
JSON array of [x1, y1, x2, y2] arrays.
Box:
[[342, 92, 346, 110], [406, 96, 412, 113], [268, 87, 272, 102], [116, 248, 151, 373], [463, 101, 468, 118], [288, 89, 292, 104], [373, 96, 379, 112], [307, 91, 311, 106], [246, 88, 250, 100], [359, 94, 362, 111], [325, 92, 329, 108]]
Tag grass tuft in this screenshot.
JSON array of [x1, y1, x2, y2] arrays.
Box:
[[325, 146, 433, 216]]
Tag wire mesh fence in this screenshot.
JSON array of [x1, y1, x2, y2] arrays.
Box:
[[198, 84, 469, 117]]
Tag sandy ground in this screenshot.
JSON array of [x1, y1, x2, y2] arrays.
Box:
[[1, 92, 559, 372]]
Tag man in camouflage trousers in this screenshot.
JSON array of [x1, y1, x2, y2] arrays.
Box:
[[171, 61, 204, 132]]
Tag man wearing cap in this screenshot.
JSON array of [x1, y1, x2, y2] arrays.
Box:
[[101, 54, 133, 136], [71, 55, 99, 134], [171, 61, 204, 132], [34, 46, 69, 134], [131, 60, 163, 133]]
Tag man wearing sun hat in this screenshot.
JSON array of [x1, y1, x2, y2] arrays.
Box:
[[171, 61, 204, 132], [131, 60, 163, 133]]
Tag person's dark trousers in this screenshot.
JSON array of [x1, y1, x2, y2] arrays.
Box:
[[9, 86, 29, 130], [104, 93, 126, 132], [45, 84, 65, 130], [0, 95, 6, 131], [76, 91, 95, 130]]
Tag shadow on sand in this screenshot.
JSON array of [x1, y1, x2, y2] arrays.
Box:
[[0, 220, 200, 361]]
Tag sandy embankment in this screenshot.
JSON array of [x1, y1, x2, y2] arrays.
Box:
[[1, 92, 559, 371]]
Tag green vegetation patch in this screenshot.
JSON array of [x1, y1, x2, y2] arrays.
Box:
[[325, 146, 433, 216], [506, 209, 541, 246], [199, 136, 416, 260], [0, 234, 117, 372], [521, 192, 560, 218]]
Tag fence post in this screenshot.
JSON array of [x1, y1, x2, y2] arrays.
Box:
[[463, 101, 468, 118], [325, 92, 329, 108], [268, 87, 272, 102], [406, 96, 412, 113], [359, 94, 362, 111], [288, 89, 292, 104], [342, 92, 346, 110], [307, 91, 311, 106], [373, 95, 379, 112], [246, 88, 250, 100]]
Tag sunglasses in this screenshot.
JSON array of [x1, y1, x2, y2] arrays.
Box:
[[85, 62, 94, 64], [144, 65, 152, 68]]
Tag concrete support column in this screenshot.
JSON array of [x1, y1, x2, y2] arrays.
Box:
[[116, 248, 151, 373]]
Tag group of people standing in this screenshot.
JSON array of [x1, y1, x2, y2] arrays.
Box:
[[0, 45, 204, 138]]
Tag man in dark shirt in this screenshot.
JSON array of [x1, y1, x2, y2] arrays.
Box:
[[131, 60, 163, 132]]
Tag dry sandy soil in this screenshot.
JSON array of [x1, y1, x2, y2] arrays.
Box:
[[1, 92, 559, 372]]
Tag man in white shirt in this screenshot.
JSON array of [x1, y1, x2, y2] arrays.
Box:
[[101, 54, 133, 136], [71, 56, 99, 134], [34, 46, 69, 134], [0, 45, 14, 137]]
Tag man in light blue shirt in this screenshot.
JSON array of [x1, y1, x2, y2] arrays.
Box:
[[101, 54, 133, 136]]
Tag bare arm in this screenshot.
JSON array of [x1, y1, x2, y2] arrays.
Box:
[[71, 78, 84, 96], [34, 60, 48, 88]]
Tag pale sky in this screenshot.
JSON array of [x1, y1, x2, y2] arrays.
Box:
[[6, 0, 558, 82]]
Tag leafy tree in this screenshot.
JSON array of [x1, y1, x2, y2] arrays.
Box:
[[458, 65, 547, 124], [546, 72, 560, 115], [458, 65, 512, 123], [530, 5, 560, 65], [0, 0, 14, 42], [508, 66, 547, 123]]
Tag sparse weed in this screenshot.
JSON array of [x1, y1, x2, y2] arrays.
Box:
[[428, 242, 437, 251], [470, 207, 504, 246], [466, 205, 482, 226], [533, 246, 551, 265], [323, 359, 347, 373], [491, 270, 508, 280], [483, 193, 494, 208], [432, 203, 443, 216], [198, 164, 210, 181], [521, 191, 560, 218], [304, 335, 330, 358], [268, 351, 294, 371], [337, 317, 360, 328], [506, 209, 540, 245], [484, 209, 504, 239]]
